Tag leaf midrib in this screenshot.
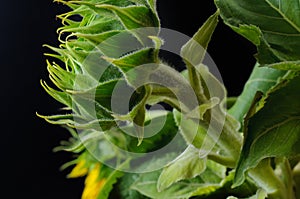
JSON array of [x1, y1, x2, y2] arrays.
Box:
[[265, 0, 300, 33]]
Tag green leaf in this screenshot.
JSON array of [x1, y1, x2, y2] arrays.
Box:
[[106, 110, 179, 154], [96, 4, 159, 29], [181, 10, 219, 69], [157, 145, 207, 191], [89, 3, 160, 44], [38, 112, 115, 131], [229, 63, 286, 124], [146, 63, 199, 113], [230, 25, 282, 64], [268, 61, 300, 71], [215, 0, 300, 64], [132, 86, 152, 145], [234, 74, 300, 187], [173, 65, 243, 164], [40, 80, 72, 107], [128, 0, 148, 6], [97, 163, 126, 199], [64, 40, 97, 63], [186, 97, 220, 120], [101, 84, 151, 145], [227, 189, 267, 199], [104, 48, 156, 73], [180, 11, 219, 102], [103, 48, 158, 87], [116, 153, 177, 199], [68, 79, 122, 111], [128, 0, 157, 11], [54, 128, 116, 154], [75, 30, 122, 46], [55, 81, 154, 138], [117, 172, 150, 199], [246, 159, 285, 197], [274, 158, 295, 198], [173, 109, 215, 150], [132, 160, 226, 199], [132, 176, 219, 199], [59, 19, 123, 35], [58, 0, 134, 18], [198, 64, 226, 103], [173, 109, 238, 168], [147, 0, 156, 10]]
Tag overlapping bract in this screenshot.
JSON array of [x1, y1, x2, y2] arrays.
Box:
[[40, 0, 300, 198], [41, 0, 160, 139]]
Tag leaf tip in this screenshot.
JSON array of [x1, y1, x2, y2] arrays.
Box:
[[36, 111, 44, 119], [137, 137, 143, 146], [156, 174, 167, 192], [231, 171, 246, 189]]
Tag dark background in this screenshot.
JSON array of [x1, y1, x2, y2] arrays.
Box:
[[2, 1, 255, 198]]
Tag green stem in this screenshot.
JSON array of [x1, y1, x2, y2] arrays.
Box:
[[150, 64, 243, 161], [187, 65, 208, 104], [150, 65, 242, 164], [200, 112, 242, 162], [207, 153, 236, 168]]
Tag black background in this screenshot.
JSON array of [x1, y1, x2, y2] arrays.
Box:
[[2, 1, 256, 198]]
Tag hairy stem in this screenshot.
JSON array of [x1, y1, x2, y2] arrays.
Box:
[[150, 63, 243, 162]]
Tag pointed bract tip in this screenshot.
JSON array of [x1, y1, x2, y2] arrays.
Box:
[[101, 56, 115, 63]]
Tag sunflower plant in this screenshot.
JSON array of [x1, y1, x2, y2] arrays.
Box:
[[39, 0, 300, 198]]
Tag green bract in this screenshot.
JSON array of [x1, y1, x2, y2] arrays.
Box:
[[39, 0, 300, 198]]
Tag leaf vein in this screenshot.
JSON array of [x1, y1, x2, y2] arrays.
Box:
[[252, 116, 300, 148], [262, 29, 300, 36], [245, 78, 277, 85], [265, 0, 300, 33]]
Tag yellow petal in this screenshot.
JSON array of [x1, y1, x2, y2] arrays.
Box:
[[82, 163, 107, 199], [68, 160, 88, 178], [82, 179, 106, 199], [85, 163, 101, 186]]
